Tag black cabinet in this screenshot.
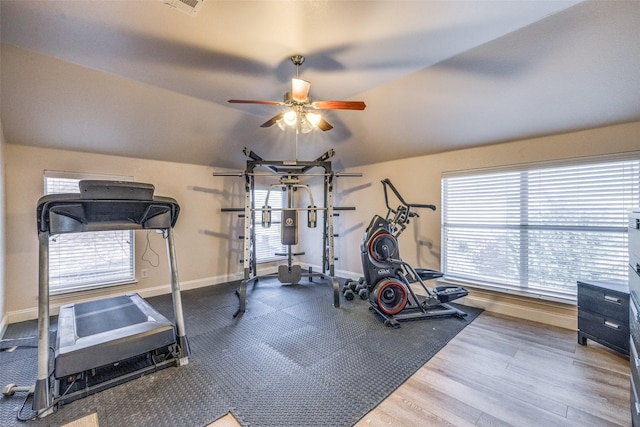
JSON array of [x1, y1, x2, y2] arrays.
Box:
[[577, 279, 629, 356], [630, 210, 640, 426]]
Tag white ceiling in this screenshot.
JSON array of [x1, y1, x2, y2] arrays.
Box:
[[1, 1, 639, 170]]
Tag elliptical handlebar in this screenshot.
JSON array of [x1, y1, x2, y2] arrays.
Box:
[[381, 178, 436, 212]]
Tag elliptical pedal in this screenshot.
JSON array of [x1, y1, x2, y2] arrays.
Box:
[[433, 286, 469, 303]]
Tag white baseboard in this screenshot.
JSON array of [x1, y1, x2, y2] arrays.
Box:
[[6, 307, 37, 326], [459, 291, 577, 330], [5, 269, 576, 330], [5, 273, 246, 325], [0, 313, 8, 339], [332, 268, 363, 281], [134, 272, 246, 299], [301, 263, 361, 282]]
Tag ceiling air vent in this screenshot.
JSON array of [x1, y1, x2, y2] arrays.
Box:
[[163, 0, 204, 16]]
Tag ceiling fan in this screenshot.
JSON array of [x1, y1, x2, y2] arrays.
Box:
[[228, 55, 366, 132]]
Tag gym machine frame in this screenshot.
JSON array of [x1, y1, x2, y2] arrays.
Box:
[[216, 148, 358, 316], [27, 180, 189, 418]]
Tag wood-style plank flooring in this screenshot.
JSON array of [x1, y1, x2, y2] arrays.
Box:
[[355, 312, 630, 427]]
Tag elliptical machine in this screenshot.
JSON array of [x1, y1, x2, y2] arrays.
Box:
[[360, 179, 468, 327]]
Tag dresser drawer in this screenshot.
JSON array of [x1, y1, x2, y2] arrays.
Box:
[[632, 213, 640, 271], [632, 266, 640, 309], [578, 309, 629, 355], [578, 279, 630, 323], [631, 297, 640, 353], [630, 212, 640, 231], [631, 211, 640, 426], [631, 336, 640, 385], [631, 243, 640, 276]]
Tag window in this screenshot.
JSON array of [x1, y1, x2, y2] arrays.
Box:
[[254, 188, 286, 263], [44, 171, 135, 293], [441, 156, 640, 302]]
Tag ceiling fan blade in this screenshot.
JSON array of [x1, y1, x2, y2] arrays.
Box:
[[228, 99, 282, 105], [291, 78, 311, 102], [317, 118, 333, 131], [312, 100, 366, 110], [260, 112, 284, 128]]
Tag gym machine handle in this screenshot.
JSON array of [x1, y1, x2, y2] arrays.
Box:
[[381, 179, 436, 211]]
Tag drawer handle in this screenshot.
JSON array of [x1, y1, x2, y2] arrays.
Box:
[[604, 295, 621, 304], [604, 320, 621, 330]]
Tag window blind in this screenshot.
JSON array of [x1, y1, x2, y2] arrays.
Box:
[[441, 156, 640, 301], [44, 171, 135, 293], [253, 189, 286, 263]]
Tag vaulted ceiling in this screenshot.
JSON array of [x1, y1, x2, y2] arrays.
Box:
[[1, 1, 639, 170]]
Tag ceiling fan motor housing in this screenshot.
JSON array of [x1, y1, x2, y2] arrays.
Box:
[[291, 55, 305, 67]]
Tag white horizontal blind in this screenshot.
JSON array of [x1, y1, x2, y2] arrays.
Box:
[[442, 157, 640, 300], [253, 189, 286, 263], [44, 172, 135, 293]]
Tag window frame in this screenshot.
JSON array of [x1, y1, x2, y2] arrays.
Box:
[[253, 188, 287, 263], [43, 170, 136, 294], [440, 153, 640, 303]]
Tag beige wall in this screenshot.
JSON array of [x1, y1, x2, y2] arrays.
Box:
[[0, 122, 6, 334], [3, 120, 640, 328], [329, 121, 640, 328], [4, 145, 246, 322], [1, 14, 6, 332]]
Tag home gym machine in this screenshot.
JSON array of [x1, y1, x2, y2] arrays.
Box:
[[216, 148, 359, 316], [358, 178, 468, 328], [16, 180, 190, 418]]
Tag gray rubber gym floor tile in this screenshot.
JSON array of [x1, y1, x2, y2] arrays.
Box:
[[228, 369, 369, 427], [0, 277, 481, 426]]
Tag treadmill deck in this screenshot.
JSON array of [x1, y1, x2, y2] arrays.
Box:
[[55, 293, 176, 378]]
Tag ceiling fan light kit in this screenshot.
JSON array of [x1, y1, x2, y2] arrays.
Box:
[[229, 55, 366, 133], [276, 110, 321, 134], [306, 112, 321, 127], [283, 111, 298, 127]]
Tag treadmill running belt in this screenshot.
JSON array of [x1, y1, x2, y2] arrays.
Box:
[[74, 297, 148, 338]]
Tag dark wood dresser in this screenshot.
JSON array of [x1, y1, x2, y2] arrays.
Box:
[[577, 278, 629, 356]]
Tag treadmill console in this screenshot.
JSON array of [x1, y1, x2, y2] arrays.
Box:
[[79, 180, 155, 200]]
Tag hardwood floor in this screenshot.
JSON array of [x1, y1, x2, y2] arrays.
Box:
[[355, 312, 631, 427], [206, 413, 242, 427]]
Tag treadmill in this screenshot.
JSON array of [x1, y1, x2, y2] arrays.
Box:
[[31, 180, 190, 417]]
